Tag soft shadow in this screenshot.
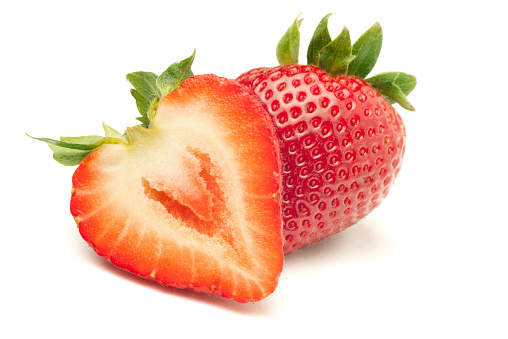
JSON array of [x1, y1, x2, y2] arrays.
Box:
[[283, 217, 393, 266], [91, 255, 275, 315], [65, 222, 275, 316], [63, 216, 391, 314]]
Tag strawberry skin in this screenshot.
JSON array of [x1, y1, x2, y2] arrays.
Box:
[[236, 16, 416, 254], [238, 65, 406, 254], [69, 74, 283, 302]]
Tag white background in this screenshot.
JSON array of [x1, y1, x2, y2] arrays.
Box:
[[2, 0, 507, 338]]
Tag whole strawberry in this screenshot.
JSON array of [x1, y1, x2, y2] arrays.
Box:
[[237, 14, 417, 254]]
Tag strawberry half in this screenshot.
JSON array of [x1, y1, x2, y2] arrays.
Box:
[[32, 52, 284, 303], [237, 15, 417, 254]]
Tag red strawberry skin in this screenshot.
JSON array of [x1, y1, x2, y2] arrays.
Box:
[[238, 65, 406, 254], [70, 75, 284, 302]]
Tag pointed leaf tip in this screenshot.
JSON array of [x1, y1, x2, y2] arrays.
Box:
[[156, 49, 196, 98], [366, 72, 417, 111], [130, 89, 151, 126], [317, 26, 355, 76], [126, 71, 158, 102], [348, 22, 383, 79], [276, 15, 302, 65], [29, 128, 128, 166], [102, 123, 124, 139], [127, 71, 158, 127], [307, 13, 333, 66], [127, 51, 196, 127]]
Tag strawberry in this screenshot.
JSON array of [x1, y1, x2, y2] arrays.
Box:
[[237, 15, 417, 254], [31, 52, 284, 303]]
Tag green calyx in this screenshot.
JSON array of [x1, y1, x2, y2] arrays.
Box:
[[28, 123, 128, 166], [30, 50, 196, 166], [276, 14, 416, 111], [127, 49, 196, 126]]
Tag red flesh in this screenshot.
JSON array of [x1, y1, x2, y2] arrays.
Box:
[[70, 75, 284, 302]]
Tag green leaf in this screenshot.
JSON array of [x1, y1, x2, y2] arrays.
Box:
[[392, 72, 417, 98], [102, 122, 124, 139], [317, 26, 356, 76], [366, 72, 416, 111], [127, 71, 159, 127], [307, 13, 333, 66], [130, 89, 151, 126], [348, 22, 383, 79], [47, 143, 91, 166], [156, 49, 196, 98], [276, 15, 302, 65], [126, 71, 159, 103], [49, 135, 105, 150], [28, 132, 127, 166]]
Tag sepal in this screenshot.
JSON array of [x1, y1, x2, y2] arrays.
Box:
[[276, 14, 302, 65], [307, 13, 333, 66], [348, 22, 383, 79], [127, 51, 196, 126], [317, 26, 355, 76], [28, 123, 128, 166], [126, 72, 158, 127], [156, 49, 196, 98], [30, 53, 197, 166], [365, 72, 417, 111], [286, 14, 416, 111]]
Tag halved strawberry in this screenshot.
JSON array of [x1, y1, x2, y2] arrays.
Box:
[[32, 53, 284, 303]]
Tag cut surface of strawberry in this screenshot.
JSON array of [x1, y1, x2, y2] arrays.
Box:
[[36, 70, 284, 303]]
